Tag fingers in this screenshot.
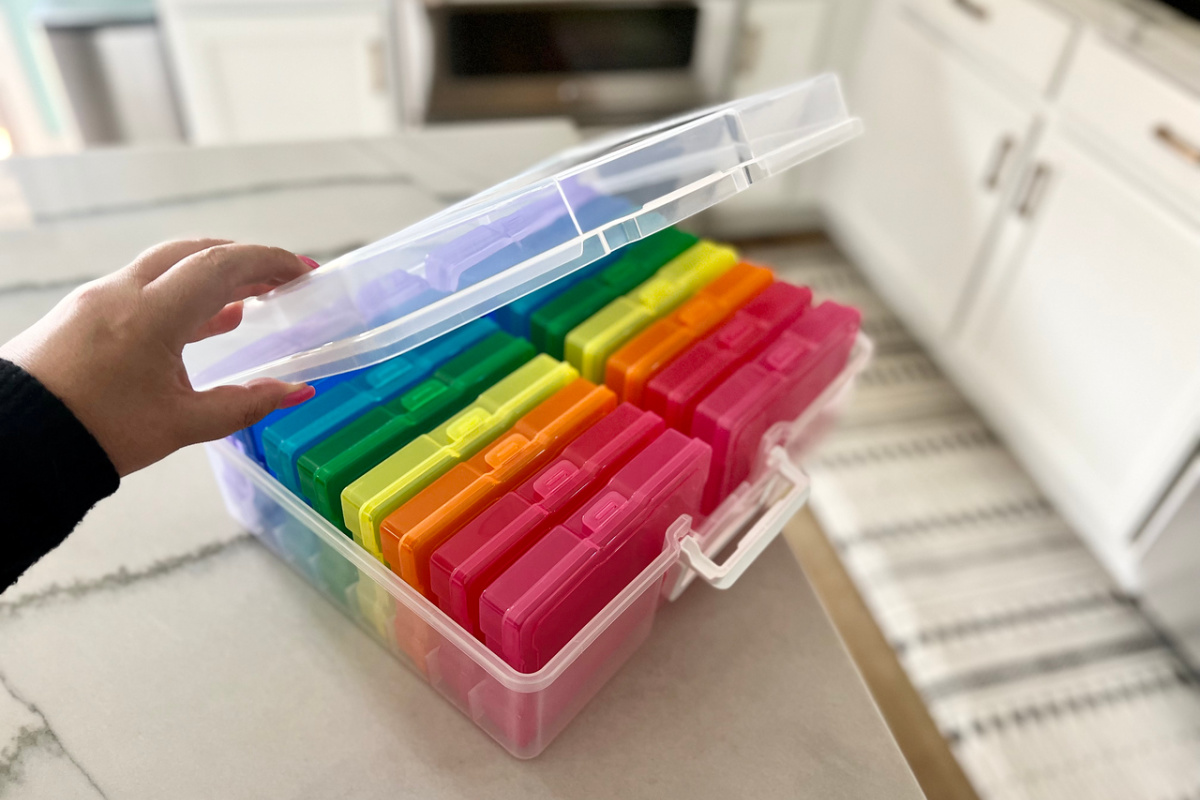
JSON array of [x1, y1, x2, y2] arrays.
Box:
[[188, 301, 244, 343], [125, 239, 233, 284], [228, 277, 302, 302], [182, 378, 315, 444], [146, 243, 313, 336]]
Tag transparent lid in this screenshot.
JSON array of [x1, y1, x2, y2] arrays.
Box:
[[184, 75, 862, 389]]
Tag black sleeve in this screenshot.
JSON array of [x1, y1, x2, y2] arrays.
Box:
[[0, 359, 119, 590]]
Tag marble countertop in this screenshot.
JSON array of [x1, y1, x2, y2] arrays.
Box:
[[0, 123, 921, 799]]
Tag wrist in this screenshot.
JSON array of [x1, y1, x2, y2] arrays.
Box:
[[0, 339, 122, 476]]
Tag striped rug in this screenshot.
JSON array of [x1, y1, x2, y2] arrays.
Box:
[[742, 238, 1200, 800]]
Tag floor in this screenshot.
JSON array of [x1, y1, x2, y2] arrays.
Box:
[[741, 236, 1200, 800]]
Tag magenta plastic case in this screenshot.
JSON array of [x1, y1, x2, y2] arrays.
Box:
[[693, 302, 862, 512], [645, 282, 812, 433], [478, 429, 710, 672], [201, 77, 868, 757], [430, 404, 665, 636]]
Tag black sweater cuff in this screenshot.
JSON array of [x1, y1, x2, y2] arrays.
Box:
[[0, 359, 119, 590]]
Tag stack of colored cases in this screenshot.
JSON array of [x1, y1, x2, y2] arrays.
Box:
[[298, 329, 535, 528], [198, 76, 868, 759], [381, 379, 617, 594], [478, 429, 710, 672], [563, 240, 737, 382], [235, 226, 860, 676], [530, 228, 698, 359]]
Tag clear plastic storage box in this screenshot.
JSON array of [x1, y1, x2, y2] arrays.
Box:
[[193, 76, 869, 757]]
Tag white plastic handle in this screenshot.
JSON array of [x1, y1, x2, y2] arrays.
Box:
[[679, 447, 811, 590]]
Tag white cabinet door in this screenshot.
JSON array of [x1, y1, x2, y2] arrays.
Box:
[[906, 0, 1073, 94], [731, 0, 828, 98], [957, 130, 1200, 564], [164, 5, 393, 145], [825, 6, 1032, 343], [706, 0, 831, 238]]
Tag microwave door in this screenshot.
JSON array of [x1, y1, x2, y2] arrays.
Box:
[[413, 1, 736, 125]]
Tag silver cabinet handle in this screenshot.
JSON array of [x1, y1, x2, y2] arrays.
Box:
[[736, 22, 762, 77], [982, 134, 1017, 191], [368, 37, 388, 95], [953, 0, 990, 22], [1017, 163, 1052, 220], [1154, 124, 1200, 166]]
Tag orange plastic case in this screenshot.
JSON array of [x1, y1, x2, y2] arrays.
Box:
[[605, 263, 774, 405], [382, 379, 617, 595]]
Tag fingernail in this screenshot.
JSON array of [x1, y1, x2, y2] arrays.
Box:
[[298, 256, 320, 270], [278, 384, 316, 409]]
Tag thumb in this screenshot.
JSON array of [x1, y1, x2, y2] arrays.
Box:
[[185, 379, 315, 445]]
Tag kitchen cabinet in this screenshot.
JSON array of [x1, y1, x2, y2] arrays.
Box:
[[823, 1, 1200, 596], [825, 5, 1034, 343], [953, 129, 1200, 578], [704, 0, 837, 237], [1056, 32, 1200, 225], [731, 0, 828, 98], [160, 2, 394, 145], [904, 0, 1071, 94], [1139, 451, 1200, 667]]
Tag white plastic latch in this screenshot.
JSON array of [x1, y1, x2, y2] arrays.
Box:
[[679, 447, 810, 590]]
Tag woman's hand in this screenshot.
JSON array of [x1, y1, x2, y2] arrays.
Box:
[[0, 239, 319, 477]]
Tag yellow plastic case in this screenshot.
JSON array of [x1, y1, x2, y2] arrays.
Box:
[[341, 355, 578, 559], [564, 241, 738, 382]]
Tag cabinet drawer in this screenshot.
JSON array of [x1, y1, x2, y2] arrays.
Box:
[[1060, 33, 1200, 216], [906, 0, 1072, 92]]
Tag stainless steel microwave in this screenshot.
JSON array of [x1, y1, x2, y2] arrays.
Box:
[[393, 1, 740, 125]]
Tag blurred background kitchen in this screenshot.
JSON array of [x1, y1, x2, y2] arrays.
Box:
[[3, 1, 1200, 798]]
